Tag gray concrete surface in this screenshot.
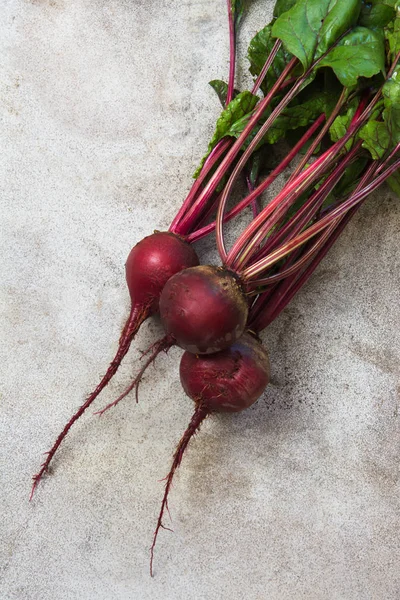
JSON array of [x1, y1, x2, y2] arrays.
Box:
[[1, 1, 400, 598]]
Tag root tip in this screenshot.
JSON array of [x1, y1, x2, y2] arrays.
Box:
[[29, 476, 40, 501], [150, 548, 155, 578]]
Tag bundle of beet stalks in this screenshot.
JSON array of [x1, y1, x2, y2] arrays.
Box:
[[31, 0, 400, 575]]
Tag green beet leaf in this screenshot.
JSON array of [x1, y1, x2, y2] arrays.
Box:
[[209, 80, 229, 107], [382, 72, 400, 142], [316, 0, 362, 57], [359, 71, 400, 158], [247, 151, 262, 189], [260, 92, 328, 145], [359, 0, 397, 28], [329, 100, 359, 150], [246, 145, 281, 189], [271, 0, 361, 72], [195, 85, 332, 179], [239, 88, 330, 150], [317, 27, 386, 87], [247, 25, 294, 94], [209, 80, 240, 107], [359, 120, 391, 157], [386, 10, 400, 61]]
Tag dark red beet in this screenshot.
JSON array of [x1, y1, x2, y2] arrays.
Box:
[[180, 332, 270, 412], [159, 265, 248, 354], [149, 333, 270, 575], [31, 232, 198, 499], [125, 231, 199, 312]]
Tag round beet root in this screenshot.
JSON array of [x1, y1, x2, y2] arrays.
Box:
[[159, 265, 248, 354], [126, 231, 199, 312], [180, 332, 270, 412]]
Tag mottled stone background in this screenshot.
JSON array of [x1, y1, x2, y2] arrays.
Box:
[[1, 1, 399, 598]]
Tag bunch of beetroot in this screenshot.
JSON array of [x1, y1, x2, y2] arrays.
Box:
[[31, 0, 400, 575]]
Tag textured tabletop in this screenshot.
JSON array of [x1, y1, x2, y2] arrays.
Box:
[[1, 1, 399, 598]]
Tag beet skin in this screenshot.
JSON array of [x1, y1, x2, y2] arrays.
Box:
[[159, 265, 248, 354], [126, 231, 199, 312], [180, 332, 270, 412]]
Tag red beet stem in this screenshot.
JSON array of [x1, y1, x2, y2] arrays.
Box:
[[187, 114, 326, 243], [222, 78, 388, 269], [250, 161, 381, 331], [256, 208, 358, 330], [250, 141, 363, 263], [251, 39, 282, 95], [238, 152, 400, 282], [174, 57, 298, 237], [226, 0, 236, 106], [150, 404, 209, 577], [249, 208, 356, 331], [288, 87, 349, 183], [30, 303, 150, 500], [95, 335, 174, 415], [247, 220, 337, 290], [215, 31, 354, 263], [169, 138, 231, 233]]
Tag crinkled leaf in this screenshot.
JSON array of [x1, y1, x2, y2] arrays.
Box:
[[329, 101, 359, 149], [359, 0, 397, 27], [382, 72, 400, 141], [196, 89, 329, 178], [209, 80, 229, 107], [385, 10, 400, 59], [247, 25, 294, 94], [387, 170, 400, 196], [317, 27, 386, 87], [359, 120, 391, 157], [261, 93, 328, 144], [193, 91, 259, 178], [359, 73, 400, 158], [271, 0, 361, 72], [209, 80, 240, 107], [240, 91, 328, 150]]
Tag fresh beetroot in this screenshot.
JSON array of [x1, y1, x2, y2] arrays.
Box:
[[125, 232, 199, 313], [159, 265, 248, 354], [180, 332, 270, 411], [150, 332, 270, 574], [30, 231, 198, 499]]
